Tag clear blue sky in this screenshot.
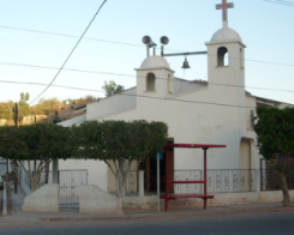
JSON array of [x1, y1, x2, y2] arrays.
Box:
[[0, 0, 293, 105]]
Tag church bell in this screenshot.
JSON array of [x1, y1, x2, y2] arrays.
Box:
[[182, 57, 190, 69]]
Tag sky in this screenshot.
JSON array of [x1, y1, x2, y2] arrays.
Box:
[[0, 0, 293, 105]]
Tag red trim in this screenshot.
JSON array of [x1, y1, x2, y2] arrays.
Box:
[[161, 143, 226, 212], [216, 0, 234, 22], [160, 194, 215, 200], [164, 147, 169, 211], [204, 148, 207, 210], [165, 144, 226, 149]]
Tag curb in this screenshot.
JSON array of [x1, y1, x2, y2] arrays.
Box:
[[24, 205, 294, 222], [2, 182, 7, 216]]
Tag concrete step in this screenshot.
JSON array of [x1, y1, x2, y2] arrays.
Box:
[[60, 205, 79, 213]]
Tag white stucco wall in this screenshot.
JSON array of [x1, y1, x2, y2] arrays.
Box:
[[58, 27, 292, 195], [85, 88, 242, 171], [173, 78, 207, 95], [58, 114, 86, 127], [59, 159, 108, 192], [87, 87, 136, 121]]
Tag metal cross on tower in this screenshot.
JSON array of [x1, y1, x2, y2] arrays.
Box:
[[216, 0, 234, 23]]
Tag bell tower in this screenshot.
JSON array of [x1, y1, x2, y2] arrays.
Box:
[[206, 0, 246, 88], [136, 36, 175, 98]]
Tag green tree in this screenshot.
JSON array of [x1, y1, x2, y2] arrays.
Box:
[[18, 92, 32, 121], [254, 107, 294, 207], [102, 81, 124, 97], [0, 101, 14, 120], [20, 92, 30, 103], [74, 120, 168, 198], [30, 98, 62, 116], [0, 123, 73, 191]]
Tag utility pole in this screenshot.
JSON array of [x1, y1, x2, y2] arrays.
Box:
[[52, 111, 62, 184], [13, 103, 19, 193]]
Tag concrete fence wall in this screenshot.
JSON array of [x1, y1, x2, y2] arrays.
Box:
[[122, 190, 294, 211]]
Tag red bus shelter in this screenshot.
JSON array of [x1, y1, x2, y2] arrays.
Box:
[[160, 143, 226, 212]]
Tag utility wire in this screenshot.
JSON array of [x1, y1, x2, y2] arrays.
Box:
[[0, 79, 291, 109], [1, 22, 294, 66], [2, 75, 294, 94], [0, 82, 257, 110], [0, 24, 144, 49], [1, 48, 294, 72], [0, 59, 294, 94], [0, 24, 183, 52], [264, 0, 294, 7], [29, 0, 108, 105]]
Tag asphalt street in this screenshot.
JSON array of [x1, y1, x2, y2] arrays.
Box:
[[0, 211, 294, 235]]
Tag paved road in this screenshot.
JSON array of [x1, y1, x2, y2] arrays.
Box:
[[0, 211, 293, 234]]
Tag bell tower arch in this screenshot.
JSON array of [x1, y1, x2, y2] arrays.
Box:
[[136, 55, 175, 98]]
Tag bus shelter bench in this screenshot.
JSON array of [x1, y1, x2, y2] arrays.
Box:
[[160, 194, 214, 201]]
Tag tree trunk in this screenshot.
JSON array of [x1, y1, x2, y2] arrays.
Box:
[[115, 170, 127, 198], [280, 172, 291, 207], [114, 159, 129, 198], [30, 176, 39, 192]]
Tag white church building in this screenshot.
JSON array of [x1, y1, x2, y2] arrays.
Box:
[[54, 1, 292, 207]]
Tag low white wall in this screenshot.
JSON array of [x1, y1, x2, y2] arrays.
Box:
[[123, 190, 294, 211], [79, 185, 122, 214], [22, 184, 59, 213]]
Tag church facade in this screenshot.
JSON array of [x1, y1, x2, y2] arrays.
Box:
[[58, 1, 291, 196]]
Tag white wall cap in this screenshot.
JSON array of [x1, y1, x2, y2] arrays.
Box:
[[208, 23, 244, 46], [139, 55, 170, 69]]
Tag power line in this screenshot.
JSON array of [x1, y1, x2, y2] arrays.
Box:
[[0, 59, 294, 94], [264, 0, 294, 7], [0, 80, 105, 93], [1, 22, 294, 66], [0, 79, 291, 110], [0, 25, 183, 52], [0, 24, 144, 49], [1, 77, 294, 94], [0, 80, 257, 110], [29, 0, 108, 105], [1, 46, 294, 72]]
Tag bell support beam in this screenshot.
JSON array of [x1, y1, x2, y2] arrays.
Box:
[[161, 51, 207, 57]]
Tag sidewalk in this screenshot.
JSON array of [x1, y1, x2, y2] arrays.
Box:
[[2, 184, 294, 224]]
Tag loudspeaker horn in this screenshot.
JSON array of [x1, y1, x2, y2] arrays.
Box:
[[142, 35, 151, 44], [160, 36, 169, 45]]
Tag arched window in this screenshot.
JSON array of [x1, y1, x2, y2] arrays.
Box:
[[146, 73, 156, 91], [217, 47, 229, 66]]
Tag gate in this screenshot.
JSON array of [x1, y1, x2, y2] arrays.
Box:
[[59, 169, 88, 205]]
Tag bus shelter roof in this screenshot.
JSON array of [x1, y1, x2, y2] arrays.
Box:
[[165, 144, 226, 149]]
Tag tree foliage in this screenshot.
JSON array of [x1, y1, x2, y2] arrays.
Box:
[[20, 92, 30, 103], [0, 101, 14, 120], [74, 120, 168, 198], [0, 123, 73, 191], [254, 106, 294, 207], [30, 97, 62, 116], [102, 81, 124, 97]]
